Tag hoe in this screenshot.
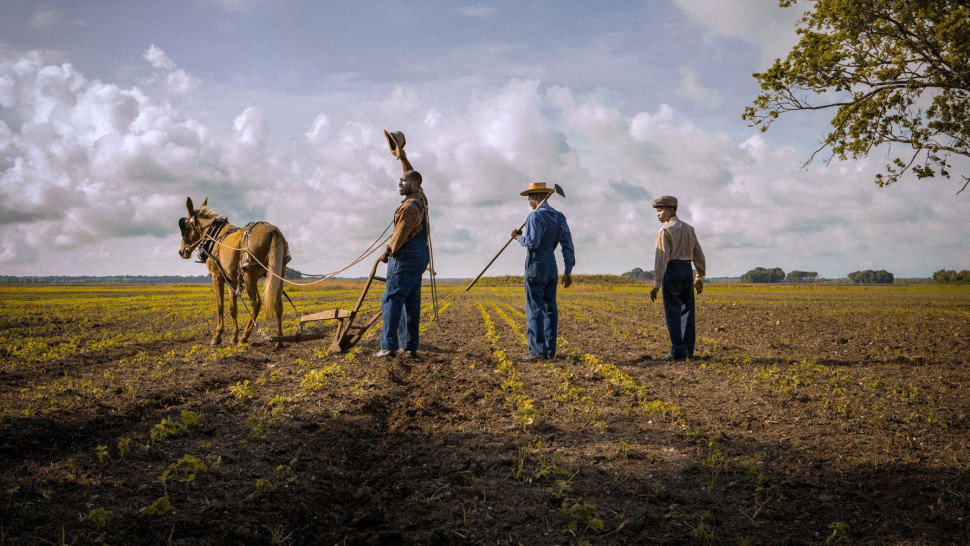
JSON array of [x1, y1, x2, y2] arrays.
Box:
[[465, 183, 565, 291]]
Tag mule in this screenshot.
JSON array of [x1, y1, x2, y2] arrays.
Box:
[[178, 197, 289, 347]]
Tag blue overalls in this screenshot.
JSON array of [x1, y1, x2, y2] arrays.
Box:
[[380, 200, 428, 352], [517, 203, 575, 358]]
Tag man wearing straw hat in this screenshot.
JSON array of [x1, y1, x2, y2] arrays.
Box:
[[511, 182, 575, 361], [649, 195, 706, 361], [375, 130, 429, 359]]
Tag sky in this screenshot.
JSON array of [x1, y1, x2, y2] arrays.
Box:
[[1, 0, 967, 280]]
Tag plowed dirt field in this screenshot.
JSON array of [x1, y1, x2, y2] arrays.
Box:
[[1, 282, 968, 544]]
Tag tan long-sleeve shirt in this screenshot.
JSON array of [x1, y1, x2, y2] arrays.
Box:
[[387, 190, 428, 256], [653, 216, 705, 288]]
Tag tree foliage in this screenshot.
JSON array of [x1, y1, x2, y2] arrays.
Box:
[[744, 0, 970, 192], [932, 269, 970, 283], [785, 270, 820, 283], [621, 267, 655, 282], [740, 267, 786, 283], [847, 269, 895, 284]]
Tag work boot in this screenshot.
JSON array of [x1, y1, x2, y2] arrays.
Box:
[[399, 349, 418, 358], [374, 349, 396, 359]]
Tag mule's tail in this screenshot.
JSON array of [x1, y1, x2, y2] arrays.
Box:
[[263, 228, 287, 320]]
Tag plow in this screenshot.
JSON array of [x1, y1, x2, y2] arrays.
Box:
[[269, 255, 387, 352]]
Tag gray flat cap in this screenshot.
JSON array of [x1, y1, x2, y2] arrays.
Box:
[[651, 195, 678, 208]]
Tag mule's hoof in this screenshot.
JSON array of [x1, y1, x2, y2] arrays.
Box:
[[210, 339, 221, 346]]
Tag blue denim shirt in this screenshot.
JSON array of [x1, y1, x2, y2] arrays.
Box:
[[517, 203, 575, 274]]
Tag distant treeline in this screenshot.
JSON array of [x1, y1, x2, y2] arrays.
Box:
[[0, 275, 211, 285], [847, 270, 895, 284], [737, 267, 897, 284], [620, 267, 655, 282], [933, 270, 970, 284]]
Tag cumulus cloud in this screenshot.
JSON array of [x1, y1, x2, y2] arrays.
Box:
[[0, 49, 285, 267], [1, 47, 967, 278], [142, 44, 199, 95]]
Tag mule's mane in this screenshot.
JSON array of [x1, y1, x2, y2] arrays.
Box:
[[195, 207, 221, 221]]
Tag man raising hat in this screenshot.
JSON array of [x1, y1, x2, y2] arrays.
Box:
[[375, 131, 429, 359], [649, 195, 706, 361], [511, 182, 575, 361]]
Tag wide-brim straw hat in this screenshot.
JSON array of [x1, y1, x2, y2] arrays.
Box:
[[520, 182, 555, 196]]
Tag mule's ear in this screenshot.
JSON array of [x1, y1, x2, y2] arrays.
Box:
[[186, 197, 194, 216], [201, 197, 208, 209]]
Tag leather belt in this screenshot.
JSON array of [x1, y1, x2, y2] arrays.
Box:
[[669, 259, 692, 264]]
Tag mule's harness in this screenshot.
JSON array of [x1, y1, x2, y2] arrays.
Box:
[[194, 217, 231, 263]]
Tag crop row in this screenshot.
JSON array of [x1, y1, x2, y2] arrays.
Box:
[[473, 295, 791, 542]]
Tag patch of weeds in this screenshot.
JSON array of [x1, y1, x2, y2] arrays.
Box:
[[139, 494, 172, 517], [562, 499, 605, 545], [512, 393, 536, 429], [86, 507, 113, 529], [266, 523, 293, 545], [684, 512, 716, 546], [301, 363, 346, 392], [824, 521, 849, 543], [344, 345, 363, 363], [275, 459, 300, 486], [349, 369, 381, 392], [702, 439, 729, 490], [148, 410, 202, 446], [95, 444, 109, 463], [247, 395, 289, 441], [230, 380, 256, 400], [618, 438, 631, 462], [738, 455, 784, 524], [117, 437, 133, 459], [158, 454, 208, 487]]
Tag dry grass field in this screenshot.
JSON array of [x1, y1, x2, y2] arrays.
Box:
[[1, 282, 968, 544]]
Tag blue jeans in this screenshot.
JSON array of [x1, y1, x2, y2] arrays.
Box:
[[525, 260, 558, 358], [661, 262, 696, 358], [380, 250, 427, 351]]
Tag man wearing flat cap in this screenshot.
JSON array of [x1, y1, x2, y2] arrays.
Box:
[[511, 182, 575, 361], [649, 195, 706, 361], [375, 130, 429, 359]]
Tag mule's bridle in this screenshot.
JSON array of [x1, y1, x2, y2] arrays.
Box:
[[179, 215, 228, 263]]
